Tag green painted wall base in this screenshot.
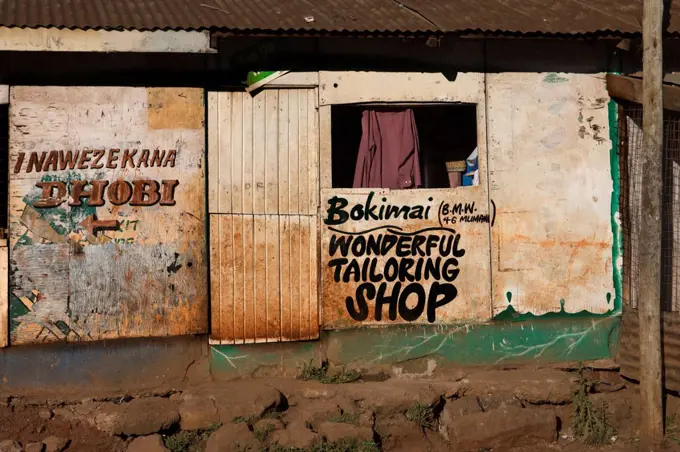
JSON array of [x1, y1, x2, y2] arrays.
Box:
[[211, 315, 621, 378]]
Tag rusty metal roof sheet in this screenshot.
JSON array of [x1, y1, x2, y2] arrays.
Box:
[[0, 0, 669, 35]]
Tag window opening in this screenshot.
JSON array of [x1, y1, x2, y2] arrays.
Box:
[[331, 104, 478, 189]]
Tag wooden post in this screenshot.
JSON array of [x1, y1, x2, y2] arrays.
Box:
[[640, 0, 665, 445]]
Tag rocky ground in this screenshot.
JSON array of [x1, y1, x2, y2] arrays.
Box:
[[1, 360, 680, 452]]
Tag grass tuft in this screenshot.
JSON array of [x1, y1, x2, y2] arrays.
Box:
[[328, 412, 361, 427], [299, 360, 361, 385], [164, 423, 221, 452], [233, 414, 257, 424], [268, 438, 379, 452], [667, 414, 680, 445], [571, 364, 614, 446], [254, 422, 276, 442], [405, 402, 435, 431]]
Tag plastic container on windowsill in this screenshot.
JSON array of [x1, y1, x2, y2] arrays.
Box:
[[445, 160, 466, 188], [462, 148, 479, 186]]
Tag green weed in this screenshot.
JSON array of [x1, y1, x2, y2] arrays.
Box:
[[328, 412, 361, 427], [571, 365, 613, 446], [405, 402, 435, 430], [254, 422, 276, 442], [667, 414, 680, 445], [233, 415, 258, 424], [299, 360, 361, 385], [164, 423, 221, 452], [267, 438, 379, 452]]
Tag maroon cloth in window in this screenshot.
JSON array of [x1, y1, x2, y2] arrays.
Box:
[[352, 108, 422, 189]]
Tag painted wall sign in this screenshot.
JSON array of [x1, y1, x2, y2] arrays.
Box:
[[321, 189, 492, 328], [8, 86, 207, 344]]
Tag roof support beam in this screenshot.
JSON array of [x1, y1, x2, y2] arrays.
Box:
[[607, 73, 680, 112], [0, 28, 215, 53]]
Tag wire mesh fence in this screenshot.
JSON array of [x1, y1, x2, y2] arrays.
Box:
[[618, 102, 642, 310], [618, 102, 680, 312], [662, 109, 680, 312]]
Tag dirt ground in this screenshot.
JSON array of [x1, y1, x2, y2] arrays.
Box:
[[0, 404, 124, 451], [2, 361, 680, 452]]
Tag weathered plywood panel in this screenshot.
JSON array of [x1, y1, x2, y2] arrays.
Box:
[[0, 243, 8, 347], [209, 88, 320, 343], [319, 72, 484, 106], [9, 86, 207, 344], [488, 73, 616, 317], [321, 189, 492, 328]]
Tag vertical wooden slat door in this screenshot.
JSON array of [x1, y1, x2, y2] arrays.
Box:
[[209, 89, 319, 344]]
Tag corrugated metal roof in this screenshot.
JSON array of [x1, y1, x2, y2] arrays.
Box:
[[0, 0, 670, 35]]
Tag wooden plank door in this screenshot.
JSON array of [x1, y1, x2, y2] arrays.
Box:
[[209, 89, 320, 344]]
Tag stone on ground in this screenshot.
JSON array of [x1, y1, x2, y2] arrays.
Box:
[[207, 384, 285, 423], [96, 397, 179, 436], [343, 382, 442, 417], [375, 418, 426, 452], [301, 386, 337, 400], [284, 400, 342, 430], [317, 421, 374, 443], [178, 393, 219, 430], [448, 407, 557, 451], [359, 410, 375, 429], [514, 383, 573, 405], [478, 393, 524, 411], [268, 424, 322, 449], [253, 418, 284, 433], [42, 436, 69, 452], [126, 435, 169, 452], [439, 396, 483, 441], [206, 423, 258, 452], [0, 441, 22, 452], [25, 443, 44, 452]]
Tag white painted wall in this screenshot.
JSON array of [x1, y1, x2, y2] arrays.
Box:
[[487, 73, 617, 316], [0, 28, 214, 53]]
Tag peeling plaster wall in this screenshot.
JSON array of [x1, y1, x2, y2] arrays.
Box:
[[8, 86, 208, 344], [487, 73, 620, 319]]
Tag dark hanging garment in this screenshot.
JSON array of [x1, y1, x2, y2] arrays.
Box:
[[352, 108, 422, 189]]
